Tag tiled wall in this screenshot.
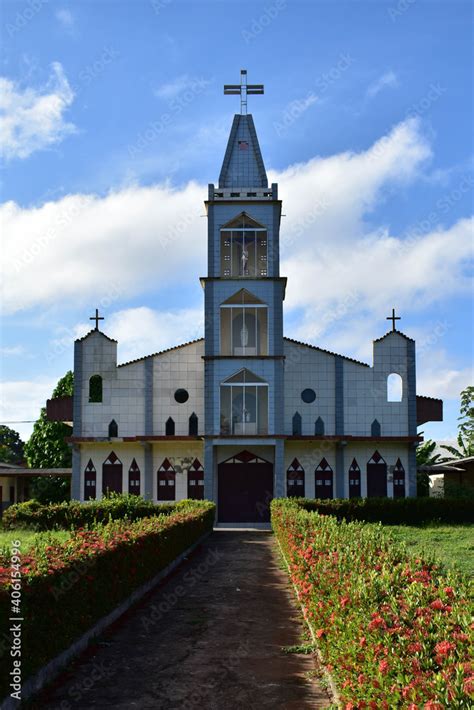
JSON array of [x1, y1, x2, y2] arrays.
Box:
[[78, 335, 205, 438], [283, 341, 337, 435]]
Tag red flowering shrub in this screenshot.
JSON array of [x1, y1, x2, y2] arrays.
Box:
[[272, 499, 473, 708], [0, 500, 215, 699]]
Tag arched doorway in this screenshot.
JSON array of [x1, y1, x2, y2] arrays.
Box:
[[218, 450, 273, 523], [102, 452, 123, 495], [367, 451, 387, 497]]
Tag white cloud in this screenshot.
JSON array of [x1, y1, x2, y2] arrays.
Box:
[[367, 70, 399, 99], [1, 181, 206, 314], [417, 366, 473, 400], [1, 116, 472, 370], [74, 306, 204, 363], [0, 345, 27, 357], [55, 8, 74, 29], [0, 62, 75, 161], [0, 378, 57, 442]]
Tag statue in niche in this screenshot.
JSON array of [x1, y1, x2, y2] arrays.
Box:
[[240, 244, 248, 275], [240, 323, 249, 347]]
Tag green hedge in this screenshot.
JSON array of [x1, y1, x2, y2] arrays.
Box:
[[288, 496, 474, 524], [1, 495, 180, 530], [272, 498, 473, 707], [0, 500, 215, 699]]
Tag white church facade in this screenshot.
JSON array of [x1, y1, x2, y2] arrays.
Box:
[[64, 73, 442, 522]]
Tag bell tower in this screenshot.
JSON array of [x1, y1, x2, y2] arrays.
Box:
[[201, 70, 286, 503]]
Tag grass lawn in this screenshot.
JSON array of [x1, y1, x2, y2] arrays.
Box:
[[0, 529, 72, 557], [386, 524, 474, 577]]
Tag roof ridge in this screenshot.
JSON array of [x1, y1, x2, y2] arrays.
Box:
[[75, 329, 118, 344], [373, 329, 414, 344], [283, 337, 370, 368], [117, 338, 205, 368]]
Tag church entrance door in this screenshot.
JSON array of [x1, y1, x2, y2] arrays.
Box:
[[218, 450, 273, 523], [366, 463, 387, 497], [102, 452, 123, 495]]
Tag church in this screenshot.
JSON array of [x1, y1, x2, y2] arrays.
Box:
[[62, 71, 443, 523]]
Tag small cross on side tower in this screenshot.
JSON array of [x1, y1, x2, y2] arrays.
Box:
[[386, 308, 401, 332], [224, 69, 264, 115], [90, 308, 104, 331]]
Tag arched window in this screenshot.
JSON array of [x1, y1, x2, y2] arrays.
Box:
[[108, 419, 118, 438], [220, 289, 268, 356], [89, 374, 102, 403], [102, 452, 123, 495], [165, 417, 175, 436], [387, 373, 403, 402], [220, 368, 268, 435], [315, 417, 325, 436], [157, 459, 175, 501], [315, 458, 333, 499], [371, 419, 381, 437], [367, 451, 387, 498], [187, 459, 204, 500], [287, 458, 305, 497], [128, 459, 140, 495], [393, 458, 405, 498], [84, 459, 96, 500], [189, 412, 198, 436], [292, 412, 302, 435], [220, 213, 267, 278], [348, 458, 361, 498]]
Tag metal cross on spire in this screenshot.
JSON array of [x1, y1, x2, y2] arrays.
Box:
[[224, 69, 264, 115], [90, 308, 104, 331], [386, 308, 401, 331]]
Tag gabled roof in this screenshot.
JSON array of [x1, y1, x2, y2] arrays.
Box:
[[117, 338, 205, 368], [75, 329, 118, 344], [283, 337, 370, 368], [373, 329, 414, 344], [218, 114, 268, 188]]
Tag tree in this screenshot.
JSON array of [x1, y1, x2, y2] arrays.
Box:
[[416, 436, 440, 497], [440, 385, 474, 460], [25, 371, 73, 503], [0, 426, 25, 464]]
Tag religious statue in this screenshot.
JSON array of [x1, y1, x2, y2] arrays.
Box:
[[240, 323, 249, 347], [241, 245, 248, 274]]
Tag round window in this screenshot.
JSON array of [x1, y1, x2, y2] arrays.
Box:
[[174, 389, 189, 404], [301, 388, 316, 403]]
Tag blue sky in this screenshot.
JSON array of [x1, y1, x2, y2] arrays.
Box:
[[0, 0, 473, 443]]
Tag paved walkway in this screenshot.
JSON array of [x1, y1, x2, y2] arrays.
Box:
[[31, 532, 331, 709]]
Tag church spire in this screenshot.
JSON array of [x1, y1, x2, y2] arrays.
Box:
[[219, 71, 268, 189]]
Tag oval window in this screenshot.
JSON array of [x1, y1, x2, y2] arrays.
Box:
[[301, 388, 316, 403]]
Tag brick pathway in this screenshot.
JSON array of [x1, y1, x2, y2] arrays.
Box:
[[30, 532, 331, 709]]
